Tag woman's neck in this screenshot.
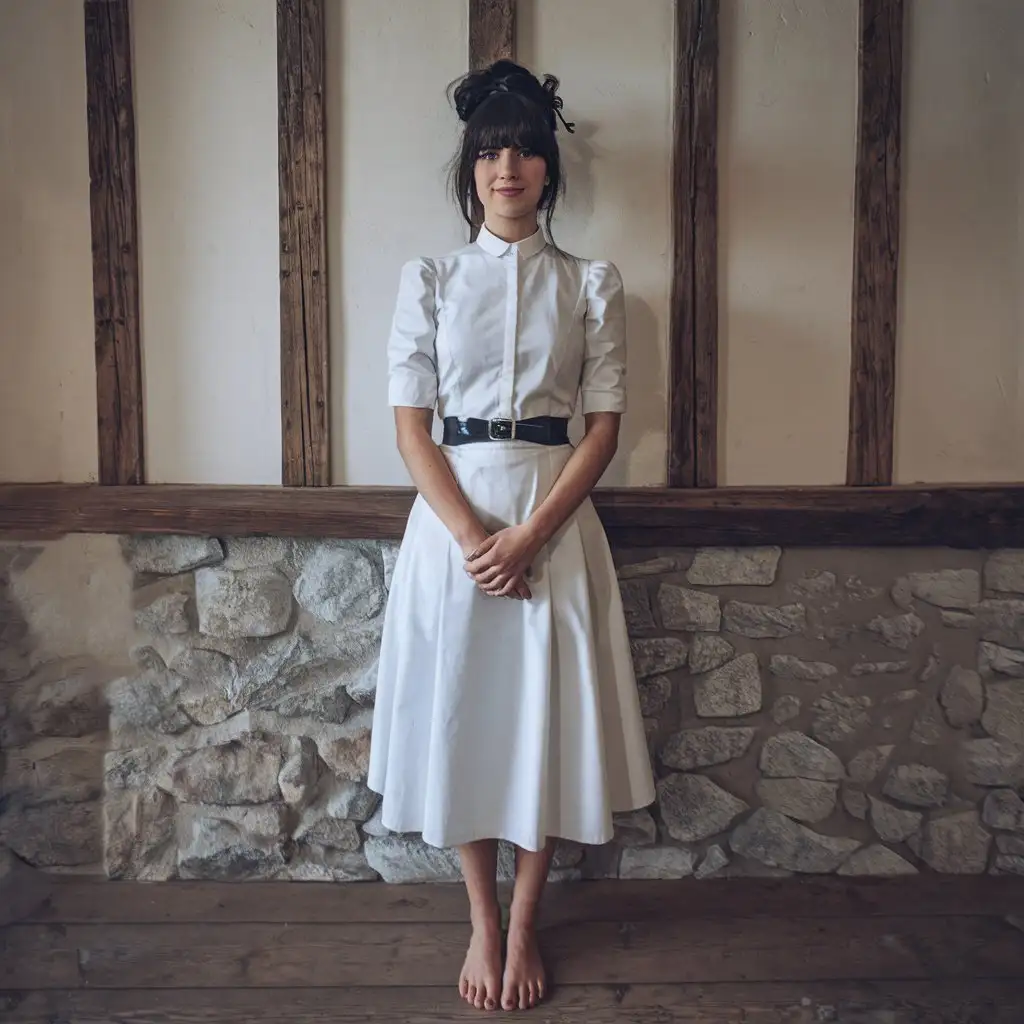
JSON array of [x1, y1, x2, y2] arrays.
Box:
[[483, 214, 540, 244]]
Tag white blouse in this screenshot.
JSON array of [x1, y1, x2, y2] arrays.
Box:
[[387, 224, 627, 422]]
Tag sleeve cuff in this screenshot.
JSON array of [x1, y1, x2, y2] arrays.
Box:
[[581, 390, 627, 415], [388, 375, 437, 408]]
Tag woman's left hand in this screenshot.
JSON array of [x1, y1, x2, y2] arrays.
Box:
[[465, 524, 544, 597]]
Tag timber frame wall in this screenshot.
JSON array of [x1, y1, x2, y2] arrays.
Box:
[[2, 0, 1022, 548]]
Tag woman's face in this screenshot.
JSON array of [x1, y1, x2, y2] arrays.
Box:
[[474, 145, 547, 228]]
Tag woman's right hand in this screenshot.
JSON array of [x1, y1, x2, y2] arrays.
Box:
[[461, 534, 532, 600]]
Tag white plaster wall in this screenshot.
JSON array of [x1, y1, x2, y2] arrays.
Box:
[[133, 0, 282, 484], [327, 0, 468, 485], [518, 0, 674, 487], [3, 1, 1021, 489], [718, 0, 858, 485], [893, 0, 1024, 483], [328, 0, 673, 486], [0, 0, 99, 483]]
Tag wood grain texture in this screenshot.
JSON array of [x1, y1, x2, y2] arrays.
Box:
[[18, 876, 1024, 927], [2, 482, 1023, 547], [83, 0, 144, 485], [669, 0, 719, 488], [468, 0, 515, 71], [5, 982, 1024, 1024], [278, 0, 330, 486], [847, 0, 903, 486], [5, 879, 1024, 1022], [3, 915, 1022, 989]]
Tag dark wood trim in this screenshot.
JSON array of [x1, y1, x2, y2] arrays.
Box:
[[669, 0, 719, 489], [466, 0, 515, 242], [847, 0, 903, 486], [469, 0, 515, 71], [20, 875, 1024, 925], [3, 483, 1022, 548], [278, 0, 330, 486], [84, 0, 144, 486]]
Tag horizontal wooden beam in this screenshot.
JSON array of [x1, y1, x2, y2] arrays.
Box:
[[2, 484, 1022, 548]]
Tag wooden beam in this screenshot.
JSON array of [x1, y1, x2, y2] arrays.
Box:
[[84, 0, 144, 485], [847, 0, 903, 485], [469, 0, 515, 71], [278, 0, 330, 486], [20, 874, 1024, 925], [3, 482, 1023, 548], [668, 0, 719, 488]]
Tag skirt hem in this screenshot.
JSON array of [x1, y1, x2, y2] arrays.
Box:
[[370, 785, 658, 853]]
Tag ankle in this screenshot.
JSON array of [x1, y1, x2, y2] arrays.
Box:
[[507, 903, 539, 932], [470, 903, 502, 932]]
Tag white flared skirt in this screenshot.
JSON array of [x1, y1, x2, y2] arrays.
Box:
[[367, 440, 656, 852]]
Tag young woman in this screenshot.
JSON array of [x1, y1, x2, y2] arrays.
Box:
[[367, 60, 655, 1013]]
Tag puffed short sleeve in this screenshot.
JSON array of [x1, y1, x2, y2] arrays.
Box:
[[581, 260, 627, 415], [387, 258, 439, 409]]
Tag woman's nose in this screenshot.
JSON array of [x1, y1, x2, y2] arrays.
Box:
[[497, 150, 520, 179]]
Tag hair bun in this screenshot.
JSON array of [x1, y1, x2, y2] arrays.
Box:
[[451, 59, 575, 133]]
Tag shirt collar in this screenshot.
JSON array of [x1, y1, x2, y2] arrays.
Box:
[[476, 223, 548, 260]]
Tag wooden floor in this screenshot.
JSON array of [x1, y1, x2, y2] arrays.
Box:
[[2, 873, 1024, 1022]]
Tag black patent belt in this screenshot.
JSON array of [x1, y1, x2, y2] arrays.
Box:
[[442, 416, 570, 446]]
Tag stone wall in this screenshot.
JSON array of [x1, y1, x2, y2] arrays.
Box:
[[1, 535, 1022, 882]]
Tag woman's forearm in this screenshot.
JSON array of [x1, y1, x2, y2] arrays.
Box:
[[526, 412, 619, 546], [394, 408, 488, 553]]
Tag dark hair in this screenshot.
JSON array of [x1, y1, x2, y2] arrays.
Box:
[[446, 60, 575, 239]]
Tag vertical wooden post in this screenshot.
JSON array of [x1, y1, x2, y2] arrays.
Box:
[[469, 0, 515, 71], [467, 0, 515, 242], [847, 0, 903, 486], [668, 0, 719, 488], [279, 0, 330, 486], [84, 0, 144, 485]]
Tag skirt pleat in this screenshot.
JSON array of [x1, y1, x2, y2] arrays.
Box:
[[367, 441, 655, 852]]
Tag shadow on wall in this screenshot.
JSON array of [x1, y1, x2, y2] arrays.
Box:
[[572, 293, 664, 488], [0, 544, 116, 872], [556, 121, 667, 487]]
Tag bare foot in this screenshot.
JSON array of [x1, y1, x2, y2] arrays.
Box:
[[502, 922, 546, 1011], [459, 915, 503, 1012]]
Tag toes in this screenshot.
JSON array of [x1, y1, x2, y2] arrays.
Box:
[[467, 983, 477, 1006], [527, 981, 537, 1007], [459, 976, 469, 1000]]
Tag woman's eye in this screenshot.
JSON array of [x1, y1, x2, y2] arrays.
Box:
[[478, 151, 497, 160], [520, 148, 535, 159]]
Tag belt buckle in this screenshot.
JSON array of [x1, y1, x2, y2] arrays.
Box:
[[488, 418, 516, 440]]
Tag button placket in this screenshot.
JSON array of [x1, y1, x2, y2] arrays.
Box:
[[497, 247, 519, 420]]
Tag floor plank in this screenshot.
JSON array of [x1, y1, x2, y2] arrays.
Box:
[[5, 915, 1023, 989], [3, 981, 1024, 1024], [0, 926, 79, 989], [19, 875, 1024, 926]]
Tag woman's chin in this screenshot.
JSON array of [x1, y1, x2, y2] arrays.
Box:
[[488, 199, 539, 221]]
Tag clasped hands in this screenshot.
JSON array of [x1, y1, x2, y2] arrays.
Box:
[[463, 523, 544, 600]]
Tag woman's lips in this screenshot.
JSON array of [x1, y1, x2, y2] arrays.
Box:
[[496, 187, 524, 197]]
